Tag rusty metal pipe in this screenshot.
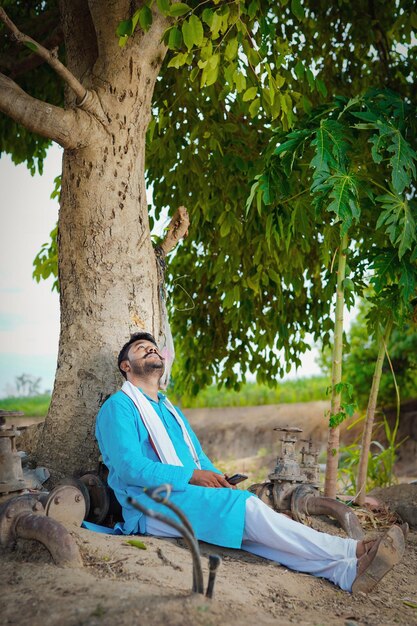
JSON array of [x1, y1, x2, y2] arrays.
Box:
[[206, 554, 221, 598], [15, 511, 83, 567], [128, 494, 205, 594], [291, 485, 364, 540], [303, 495, 365, 539]]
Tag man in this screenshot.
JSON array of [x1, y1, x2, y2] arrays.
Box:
[[96, 332, 405, 594]]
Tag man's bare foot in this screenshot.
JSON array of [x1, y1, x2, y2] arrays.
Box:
[[352, 525, 405, 595]]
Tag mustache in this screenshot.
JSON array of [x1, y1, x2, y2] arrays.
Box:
[[144, 351, 164, 361]]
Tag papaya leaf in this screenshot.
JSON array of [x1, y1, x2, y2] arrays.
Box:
[[325, 173, 360, 234], [370, 249, 399, 293], [387, 128, 417, 194], [376, 194, 416, 259], [398, 258, 417, 302]]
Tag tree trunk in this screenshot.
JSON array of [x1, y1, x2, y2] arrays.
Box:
[[35, 1, 170, 478], [355, 319, 393, 505], [324, 232, 348, 498]]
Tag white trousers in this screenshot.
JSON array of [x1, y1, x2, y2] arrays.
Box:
[[145, 496, 358, 592]]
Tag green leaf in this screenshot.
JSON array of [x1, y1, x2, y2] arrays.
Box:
[[138, 6, 152, 32], [316, 78, 327, 98], [169, 3, 191, 17], [157, 0, 170, 14], [233, 70, 246, 93], [376, 194, 416, 259], [126, 539, 147, 550], [343, 277, 355, 291], [249, 98, 261, 117], [220, 219, 231, 237], [388, 130, 417, 194], [24, 41, 38, 52], [329, 411, 346, 428], [168, 26, 183, 50], [182, 15, 204, 50], [368, 122, 417, 193], [189, 66, 199, 82], [291, 0, 305, 21], [202, 8, 214, 26], [224, 38, 238, 62], [325, 173, 360, 234], [201, 54, 220, 87], [294, 60, 304, 80], [116, 19, 132, 37], [398, 259, 416, 302], [167, 52, 189, 69], [243, 86, 258, 102], [403, 600, 417, 609]]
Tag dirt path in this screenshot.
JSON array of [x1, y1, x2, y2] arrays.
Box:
[[2, 401, 416, 625]]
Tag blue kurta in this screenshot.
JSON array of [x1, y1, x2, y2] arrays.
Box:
[[95, 389, 253, 548]]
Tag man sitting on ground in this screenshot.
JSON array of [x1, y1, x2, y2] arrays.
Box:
[[95, 332, 405, 594]]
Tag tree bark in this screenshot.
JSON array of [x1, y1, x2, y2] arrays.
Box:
[[33, 1, 172, 478], [355, 319, 393, 505], [324, 232, 348, 498]]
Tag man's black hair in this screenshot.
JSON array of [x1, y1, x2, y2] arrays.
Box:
[[118, 332, 158, 379]]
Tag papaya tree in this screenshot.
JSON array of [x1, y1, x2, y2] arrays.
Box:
[[246, 89, 417, 497], [0, 0, 416, 479]]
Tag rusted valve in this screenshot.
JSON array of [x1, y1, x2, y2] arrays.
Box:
[[0, 409, 85, 566], [249, 425, 364, 539], [0, 494, 82, 567]]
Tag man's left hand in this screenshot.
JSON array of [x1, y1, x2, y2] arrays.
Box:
[[189, 470, 236, 488]]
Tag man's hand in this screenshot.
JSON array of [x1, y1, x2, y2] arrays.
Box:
[[189, 470, 234, 488]]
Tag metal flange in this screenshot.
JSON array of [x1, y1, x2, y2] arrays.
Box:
[[80, 473, 110, 524], [40, 485, 86, 527]]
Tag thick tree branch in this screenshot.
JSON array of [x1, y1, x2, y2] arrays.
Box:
[[0, 8, 86, 101], [158, 206, 190, 256], [0, 25, 63, 77], [0, 73, 96, 149], [0, 7, 107, 126]]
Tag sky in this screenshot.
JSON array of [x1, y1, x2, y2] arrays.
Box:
[[0, 145, 61, 396], [0, 143, 337, 398]]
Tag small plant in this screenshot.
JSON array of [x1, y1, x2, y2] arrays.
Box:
[[338, 412, 405, 497]]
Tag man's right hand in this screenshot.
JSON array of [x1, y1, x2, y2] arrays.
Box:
[[189, 470, 233, 488]]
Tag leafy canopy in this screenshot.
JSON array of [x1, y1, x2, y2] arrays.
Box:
[[1, 0, 417, 394]]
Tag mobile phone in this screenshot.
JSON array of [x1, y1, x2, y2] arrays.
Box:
[[226, 473, 248, 485]]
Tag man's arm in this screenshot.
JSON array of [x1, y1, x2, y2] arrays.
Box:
[[96, 395, 194, 491]]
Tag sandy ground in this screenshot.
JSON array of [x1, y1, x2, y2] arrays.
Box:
[[1, 520, 416, 626], [2, 401, 416, 625]]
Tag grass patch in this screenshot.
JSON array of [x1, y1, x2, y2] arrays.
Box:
[[0, 394, 50, 416], [175, 376, 329, 408]]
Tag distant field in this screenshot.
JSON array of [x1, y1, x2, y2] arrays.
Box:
[[179, 376, 329, 408], [0, 377, 329, 415], [0, 394, 50, 417]]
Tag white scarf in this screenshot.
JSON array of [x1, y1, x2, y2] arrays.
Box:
[[121, 381, 201, 469]]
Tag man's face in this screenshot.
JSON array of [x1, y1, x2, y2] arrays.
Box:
[[123, 339, 165, 378]]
